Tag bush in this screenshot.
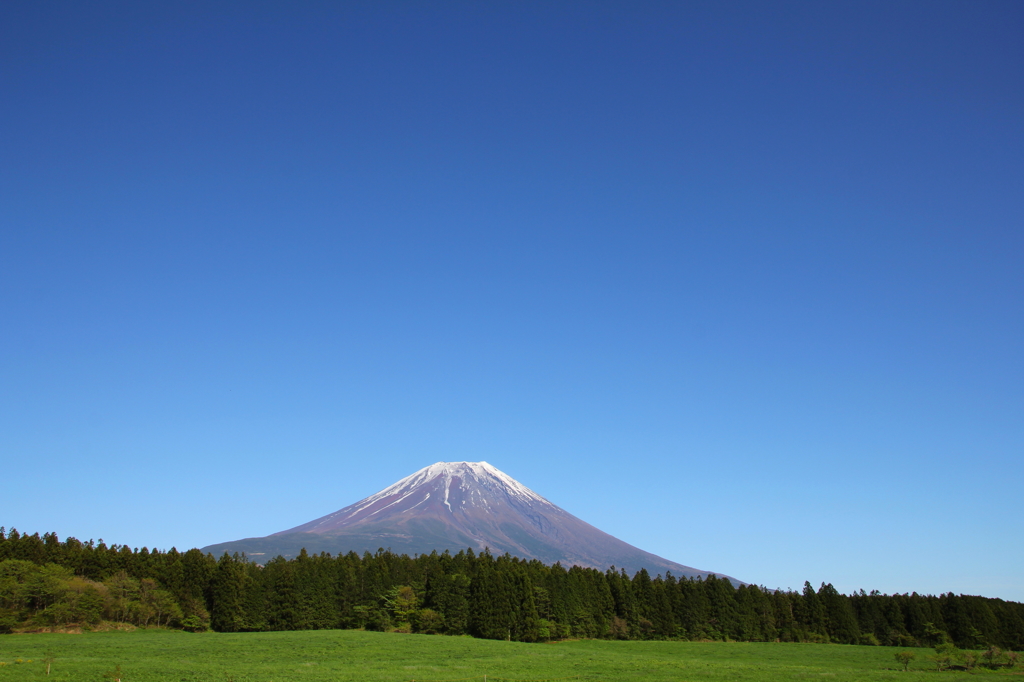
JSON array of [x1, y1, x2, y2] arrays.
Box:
[[983, 646, 1002, 668], [39, 602, 74, 626], [180, 615, 207, 633], [362, 608, 390, 632], [932, 642, 957, 671], [889, 632, 918, 647], [894, 650, 915, 672], [413, 608, 444, 635], [0, 610, 18, 634], [608, 616, 628, 640]]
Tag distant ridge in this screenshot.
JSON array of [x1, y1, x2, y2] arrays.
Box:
[[203, 461, 741, 583]]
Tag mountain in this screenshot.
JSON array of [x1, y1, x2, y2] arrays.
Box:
[[203, 461, 739, 582]]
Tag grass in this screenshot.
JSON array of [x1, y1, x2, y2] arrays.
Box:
[[0, 629, 1018, 681]]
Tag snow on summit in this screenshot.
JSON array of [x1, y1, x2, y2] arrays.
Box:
[[341, 461, 548, 521], [397, 461, 547, 506]]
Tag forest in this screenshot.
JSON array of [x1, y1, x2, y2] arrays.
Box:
[[1, 527, 1022, 651]]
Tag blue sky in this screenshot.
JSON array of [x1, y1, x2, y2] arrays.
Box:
[[2, 1, 1022, 601]]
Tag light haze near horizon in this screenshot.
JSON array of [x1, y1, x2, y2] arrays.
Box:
[[1, 2, 1021, 601]]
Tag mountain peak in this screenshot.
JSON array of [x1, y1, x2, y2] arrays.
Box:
[[204, 461, 741, 584], [399, 461, 545, 508]]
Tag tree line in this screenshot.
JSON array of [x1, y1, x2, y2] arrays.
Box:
[[1, 527, 1022, 650]]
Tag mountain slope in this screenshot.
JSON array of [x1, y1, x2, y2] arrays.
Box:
[[203, 461, 739, 582]]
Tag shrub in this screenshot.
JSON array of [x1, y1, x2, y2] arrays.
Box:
[[180, 615, 207, 633], [983, 646, 1002, 668], [894, 650, 915, 672], [413, 608, 444, 635], [608, 616, 628, 640], [0, 611, 18, 634], [932, 642, 957, 671]]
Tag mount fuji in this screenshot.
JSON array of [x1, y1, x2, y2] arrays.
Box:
[[203, 461, 739, 581]]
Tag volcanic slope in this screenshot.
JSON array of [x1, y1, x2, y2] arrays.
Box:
[[203, 461, 738, 581]]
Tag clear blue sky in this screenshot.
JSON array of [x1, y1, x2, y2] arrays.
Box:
[[2, 1, 1021, 601]]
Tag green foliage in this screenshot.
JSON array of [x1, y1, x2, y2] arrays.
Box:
[[383, 585, 418, 630], [932, 641, 958, 671], [983, 645, 1003, 668], [923, 621, 948, 645], [2, 526, 1024, 652], [0, 612, 16, 635], [893, 649, 915, 671], [180, 615, 206, 633], [411, 608, 443, 634]]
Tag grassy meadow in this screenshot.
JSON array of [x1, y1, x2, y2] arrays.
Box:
[[0, 629, 1016, 681]]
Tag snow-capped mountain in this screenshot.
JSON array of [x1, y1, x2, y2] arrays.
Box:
[[275, 461, 550, 537], [202, 461, 738, 581]]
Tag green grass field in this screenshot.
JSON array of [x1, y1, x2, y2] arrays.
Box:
[[0, 630, 1016, 681]]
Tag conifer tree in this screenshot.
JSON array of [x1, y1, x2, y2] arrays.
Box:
[[801, 581, 828, 640], [209, 554, 247, 632]]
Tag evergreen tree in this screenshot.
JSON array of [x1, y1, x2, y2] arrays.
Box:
[[209, 554, 247, 632], [3, 526, 1024, 648], [800, 581, 828, 641], [705, 575, 739, 640], [818, 583, 859, 644]]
